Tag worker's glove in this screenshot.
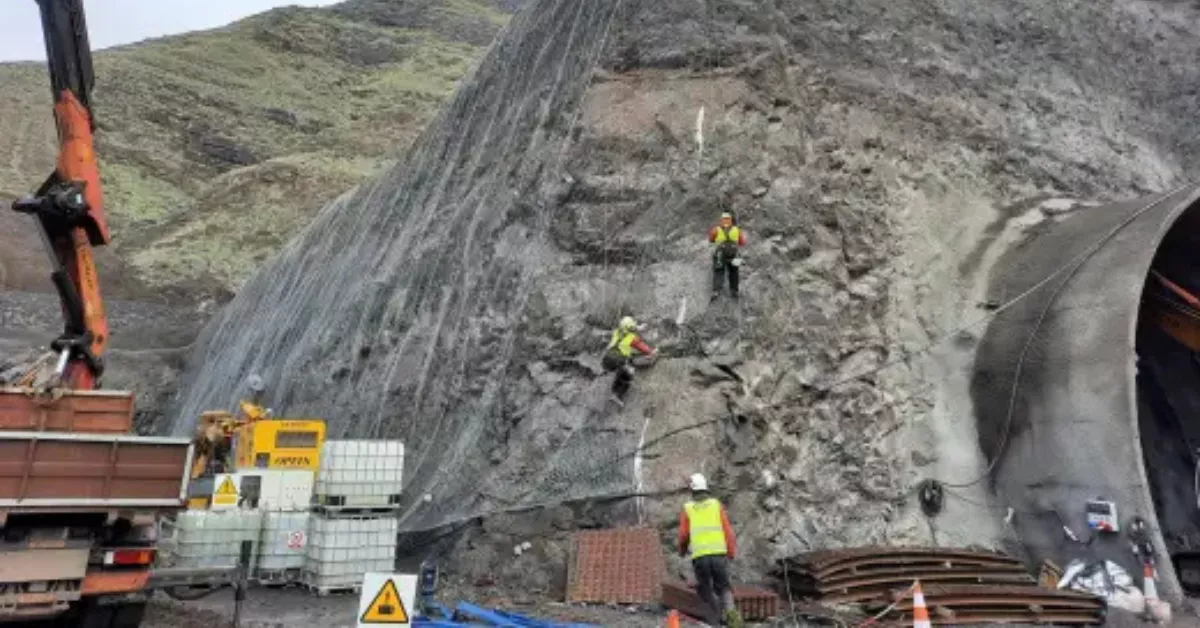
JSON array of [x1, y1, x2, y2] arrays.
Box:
[[731, 257, 743, 267]]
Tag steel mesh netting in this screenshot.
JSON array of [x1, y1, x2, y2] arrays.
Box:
[[170, 0, 634, 538]]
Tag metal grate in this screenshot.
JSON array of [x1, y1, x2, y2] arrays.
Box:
[[566, 527, 663, 604]]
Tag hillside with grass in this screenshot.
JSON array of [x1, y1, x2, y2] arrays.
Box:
[[0, 0, 516, 303]]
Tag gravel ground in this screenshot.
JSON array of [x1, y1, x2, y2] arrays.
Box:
[[143, 587, 672, 628]]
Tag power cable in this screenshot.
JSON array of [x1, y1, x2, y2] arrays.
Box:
[[855, 581, 916, 628], [935, 184, 1188, 490]]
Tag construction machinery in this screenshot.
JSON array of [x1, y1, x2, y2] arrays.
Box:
[[188, 399, 326, 509], [0, 2, 209, 625]]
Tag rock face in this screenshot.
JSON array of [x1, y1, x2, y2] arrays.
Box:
[[173, 0, 1200, 583]]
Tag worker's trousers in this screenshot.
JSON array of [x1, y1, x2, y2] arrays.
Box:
[[712, 254, 740, 299], [601, 353, 636, 399], [692, 554, 734, 625]]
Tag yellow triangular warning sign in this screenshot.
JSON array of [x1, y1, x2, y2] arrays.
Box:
[[360, 579, 409, 624], [215, 476, 237, 496]]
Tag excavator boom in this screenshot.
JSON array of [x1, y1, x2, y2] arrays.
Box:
[[12, 0, 110, 389]]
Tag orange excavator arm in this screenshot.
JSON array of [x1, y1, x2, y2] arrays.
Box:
[[12, 0, 109, 390]]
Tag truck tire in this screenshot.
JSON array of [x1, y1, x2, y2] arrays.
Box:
[[109, 602, 147, 628], [67, 600, 147, 628]]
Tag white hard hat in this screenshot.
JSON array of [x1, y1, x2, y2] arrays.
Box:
[[689, 473, 708, 492], [619, 316, 638, 331]]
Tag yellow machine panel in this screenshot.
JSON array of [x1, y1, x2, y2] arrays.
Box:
[[234, 419, 326, 472]]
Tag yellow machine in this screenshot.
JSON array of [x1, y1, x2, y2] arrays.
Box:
[[188, 400, 326, 509], [233, 415, 325, 471]]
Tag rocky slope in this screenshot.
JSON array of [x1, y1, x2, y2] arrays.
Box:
[[0, 0, 516, 301], [173, 0, 1200, 590]]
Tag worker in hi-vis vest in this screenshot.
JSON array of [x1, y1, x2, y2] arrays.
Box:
[[677, 473, 744, 628], [600, 316, 657, 405], [709, 212, 745, 301]]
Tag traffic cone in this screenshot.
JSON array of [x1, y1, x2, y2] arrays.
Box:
[[1143, 563, 1159, 601], [912, 580, 932, 628], [665, 609, 681, 628]]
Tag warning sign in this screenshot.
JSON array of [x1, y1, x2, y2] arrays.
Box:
[[286, 531, 306, 550], [357, 573, 416, 626], [211, 473, 240, 509]]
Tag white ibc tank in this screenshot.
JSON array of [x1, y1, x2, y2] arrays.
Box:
[[303, 514, 398, 589], [171, 509, 263, 570], [239, 469, 315, 511], [315, 440, 404, 502], [258, 511, 310, 571]]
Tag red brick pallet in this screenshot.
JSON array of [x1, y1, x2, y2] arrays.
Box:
[[661, 580, 779, 621], [566, 527, 664, 604]]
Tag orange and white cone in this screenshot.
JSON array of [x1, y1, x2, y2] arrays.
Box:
[[912, 580, 932, 628], [1143, 563, 1159, 601], [665, 609, 681, 628]]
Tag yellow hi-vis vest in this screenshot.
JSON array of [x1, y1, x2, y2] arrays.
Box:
[[684, 498, 728, 559], [713, 226, 741, 244], [608, 329, 637, 358]]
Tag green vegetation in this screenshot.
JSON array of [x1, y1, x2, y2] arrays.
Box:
[[0, 0, 514, 300]]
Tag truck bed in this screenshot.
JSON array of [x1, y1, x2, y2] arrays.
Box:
[[0, 387, 134, 433], [0, 431, 193, 509]]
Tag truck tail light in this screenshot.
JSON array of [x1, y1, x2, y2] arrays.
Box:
[[103, 549, 155, 566]]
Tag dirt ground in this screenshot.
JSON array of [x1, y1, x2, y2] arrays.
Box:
[[143, 587, 673, 628]]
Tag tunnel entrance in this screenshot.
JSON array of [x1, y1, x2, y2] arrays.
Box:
[[1137, 200, 1200, 593]]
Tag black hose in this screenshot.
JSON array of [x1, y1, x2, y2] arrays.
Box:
[[164, 584, 225, 601]]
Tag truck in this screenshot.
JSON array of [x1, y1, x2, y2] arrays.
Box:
[[0, 1, 204, 625], [0, 390, 193, 625]]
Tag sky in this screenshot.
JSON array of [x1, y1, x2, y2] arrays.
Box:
[[1, 0, 340, 62]]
